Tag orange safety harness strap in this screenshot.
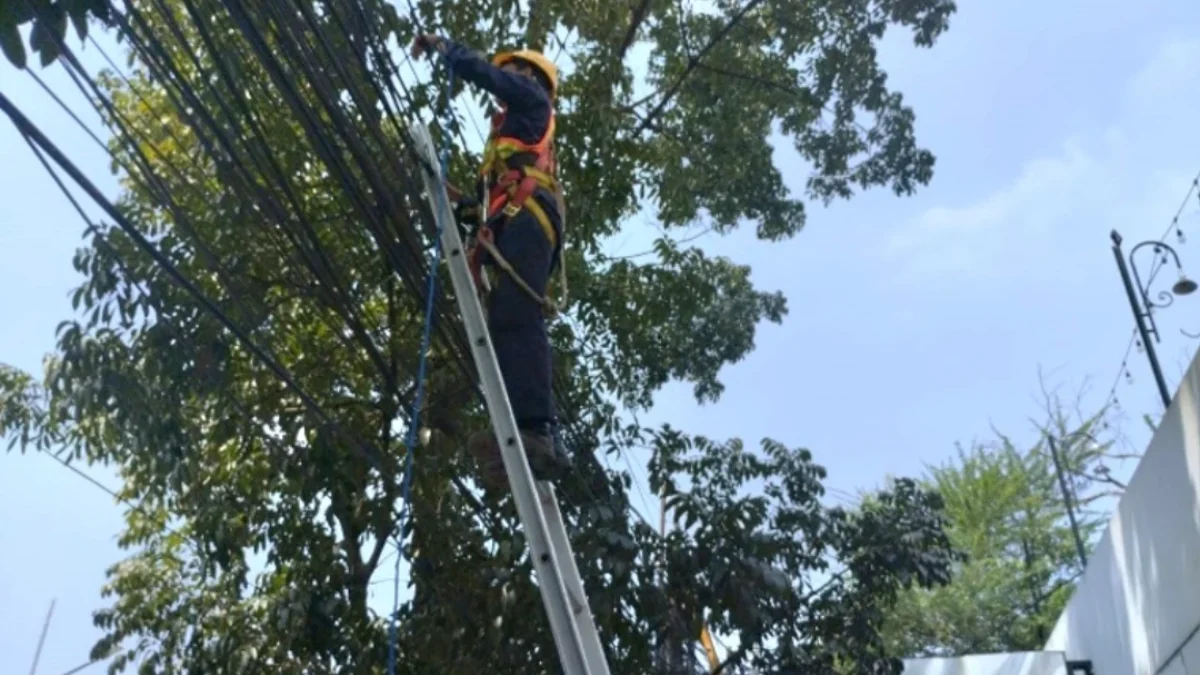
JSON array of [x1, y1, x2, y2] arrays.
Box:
[[487, 167, 558, 249], [466, 108, 567, 316]]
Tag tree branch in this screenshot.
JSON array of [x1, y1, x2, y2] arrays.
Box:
[[631, 0, 766, 136], [618, 0, 654, 61], [1076, 488, 1122, 504], [799, 566, 849, 604], [1037, 570, 1083, 604], [330, 484, 371, 618], [1088, 469, 1127, 491], [697, 62, 793, 95], [695, 62, 873, 136], [601, 226, 715, 262], [712, 642, 749, 675], [678, 1, 695, 57], [551, 27, 573, 63], [366, 278, 402, 574]]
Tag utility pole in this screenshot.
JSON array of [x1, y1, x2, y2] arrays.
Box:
[[1047, 435, 1088, 568]]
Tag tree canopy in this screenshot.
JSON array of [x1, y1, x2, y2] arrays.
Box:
[[880, 391, 1118, 658], [1, 0, 959, 672]]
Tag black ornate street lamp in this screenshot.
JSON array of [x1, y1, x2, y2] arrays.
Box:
[[1110, 230, 1197, 408]]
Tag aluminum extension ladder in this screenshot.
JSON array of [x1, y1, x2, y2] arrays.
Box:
[[411, 125, 612, 675]]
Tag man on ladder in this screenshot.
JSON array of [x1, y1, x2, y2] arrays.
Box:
[[411, 34, 570, 492]]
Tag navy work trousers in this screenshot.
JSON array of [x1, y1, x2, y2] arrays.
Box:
[[484, 202, 558, 433]]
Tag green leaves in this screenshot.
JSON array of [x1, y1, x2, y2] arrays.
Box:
[[29, 3, 66, 67], [880, 393, 1114, 658], [5, 0, 957, 670], [0, 0, 103, 69], [0, 23, 25, 68], [645, 429, 957, 673], [67, 0, 91, 42], [0, 0, 31, 68], [583, 242, 788, 407]]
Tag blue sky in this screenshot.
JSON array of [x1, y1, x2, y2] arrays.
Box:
[[4, 0, 1200, 671]]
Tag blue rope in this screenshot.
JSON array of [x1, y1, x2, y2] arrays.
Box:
[[386, 69, 456, 675]]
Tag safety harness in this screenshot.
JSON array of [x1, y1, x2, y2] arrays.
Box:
[[467, 106, 567, 316]]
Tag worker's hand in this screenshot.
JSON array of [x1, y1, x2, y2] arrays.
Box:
[[410, 34, 444, 59]]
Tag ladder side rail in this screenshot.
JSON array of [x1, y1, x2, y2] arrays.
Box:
[[539, 484, 610, 670]]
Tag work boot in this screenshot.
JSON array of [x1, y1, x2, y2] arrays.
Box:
[[520, 429, 567, 483], [467, 430, 505, 489], [466, 427, 569, 491]]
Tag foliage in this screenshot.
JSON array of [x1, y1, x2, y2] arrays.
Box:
[[0, 0, 112, 69], [880, 397, 1116, 657], [650, 432, 958, 673], [2, 0, 958, 672]]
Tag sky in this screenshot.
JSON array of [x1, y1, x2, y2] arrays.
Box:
[[3, 0, 1200, 671]]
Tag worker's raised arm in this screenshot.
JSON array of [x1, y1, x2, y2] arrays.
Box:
[[411, 36, 550, 111]]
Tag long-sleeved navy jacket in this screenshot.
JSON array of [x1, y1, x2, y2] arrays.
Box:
[[439, 38, 563, 236], [440, 39, 553, 150]]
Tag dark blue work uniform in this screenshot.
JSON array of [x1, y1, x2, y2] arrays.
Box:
[[441, 40, 562, 437]]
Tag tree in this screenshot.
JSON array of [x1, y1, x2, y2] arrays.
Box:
[[2, 0, 959, 672], [880, 391, 1116, 658], [1031, 374, 1134, 508]]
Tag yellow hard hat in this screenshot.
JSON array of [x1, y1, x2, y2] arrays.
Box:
[[492, 49, 558, 97]]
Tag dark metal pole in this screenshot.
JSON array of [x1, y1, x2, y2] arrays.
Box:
[[1111, 230, 1173, 408], [1047, 435, 1088, 569]]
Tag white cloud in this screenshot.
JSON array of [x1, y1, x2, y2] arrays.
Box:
[[1126, 38, 1200, 108], [881, 37, 1200, 284], [885, 138, 1107, 275]]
